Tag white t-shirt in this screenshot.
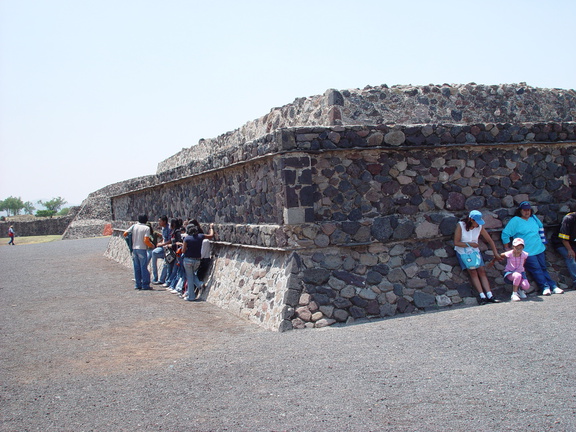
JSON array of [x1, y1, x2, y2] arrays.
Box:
[[201, 239, 211, 259], [454, 221, 482, 254], [127, 223, 152, 250]]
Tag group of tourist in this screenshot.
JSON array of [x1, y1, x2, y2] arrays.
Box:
[[454, 201, 576, 304], [123, 215, 215, 302]]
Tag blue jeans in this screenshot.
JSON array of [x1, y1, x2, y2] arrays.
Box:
[[169, 257, 185, 291], [166, 260, 178, 286], [556, 246, 576, 285], [183, 258, 201, 300], [159, 259, 171, 284], [132, 249, 151, 289], [163, 260, 175, 285], [524, 252, 557, 293], [151, 247, 165, 282]]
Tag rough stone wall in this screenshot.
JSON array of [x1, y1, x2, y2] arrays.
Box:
[[68, 83, 576, 240], [105, 230, 134, 268], [204, 245, 298, 331], [290, 232, 572, 328], [105, 121, 576, 331], [112, 157, 286, 225], [307, 141, 574, 232], [103, 229, 297, 331], [157, 84, 576, 173], [123, 121, 576, 232], [334, 83, 576, 125], [275, 127, 576, 329]]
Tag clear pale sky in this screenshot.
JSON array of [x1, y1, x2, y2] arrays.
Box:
[[1, 0, 575, 207]]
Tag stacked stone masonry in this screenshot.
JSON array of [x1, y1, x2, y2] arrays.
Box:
[[0, 216, 75, 238], [107, 121, 576, 331], [157, 83, 576, 173]]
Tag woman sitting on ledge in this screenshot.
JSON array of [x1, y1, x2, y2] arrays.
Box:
[[454, 210, 503, 305], [501, 201, 562, 296]]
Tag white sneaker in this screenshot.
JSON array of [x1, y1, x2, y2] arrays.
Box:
[[518, 290, 527, 299], [542, 288, 552, 296], [552, 287, 564, 294], [511, 293, 521, 302]]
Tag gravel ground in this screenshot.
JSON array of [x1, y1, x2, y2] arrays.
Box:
[[1, 238, 575, 432]]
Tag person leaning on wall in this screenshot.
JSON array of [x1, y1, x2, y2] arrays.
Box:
[[552, 202, 576, 290], [151, 215, 171, 285], [181, 223, 215, 302], [501, 201, 563, 296], [453, 210, 503, 304], [166, 218, 186, 294], [124, 215, 155, 291]]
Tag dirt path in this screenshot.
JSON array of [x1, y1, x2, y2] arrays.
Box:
[[0, 238, 262, 383]]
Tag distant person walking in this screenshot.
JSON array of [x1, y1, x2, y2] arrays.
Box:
[[7, 226, 15, 245], [123, 215, 155, 290]]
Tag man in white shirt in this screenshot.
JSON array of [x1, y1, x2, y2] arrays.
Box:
[[124, 215, 154, 290]]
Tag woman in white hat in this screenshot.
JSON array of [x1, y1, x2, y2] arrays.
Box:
[[454, 210, 503, 304]]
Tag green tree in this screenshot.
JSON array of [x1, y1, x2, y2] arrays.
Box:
[[38, 197, 67, 218], [23, 201, 36, 215], [57, 207, 70, 216], [0, 196, 25, 216], [36, 209, 57, 218]]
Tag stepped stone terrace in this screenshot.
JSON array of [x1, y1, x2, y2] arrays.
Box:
[[66, 83, 576, 330]]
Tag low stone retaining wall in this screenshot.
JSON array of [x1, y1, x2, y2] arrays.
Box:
[[0, 216, 74, 238], [290, 229, 573, 329], [203, 244, 297, 331], [104, 229, 296, 331], [105, 230, 135, 268], [105, 224, 574, 331]]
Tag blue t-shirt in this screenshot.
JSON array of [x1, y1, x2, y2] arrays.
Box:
[[162, 225, 171, 242], [501, 216, 545, 255], [183, 234, 205, 258]]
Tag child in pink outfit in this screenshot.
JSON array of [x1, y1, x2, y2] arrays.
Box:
[[500, 237, 530, 301]]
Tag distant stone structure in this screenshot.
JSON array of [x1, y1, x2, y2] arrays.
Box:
[[69, 83, 576, 331], [63, 178, 151, 239], [0, 213, 77, 238]]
